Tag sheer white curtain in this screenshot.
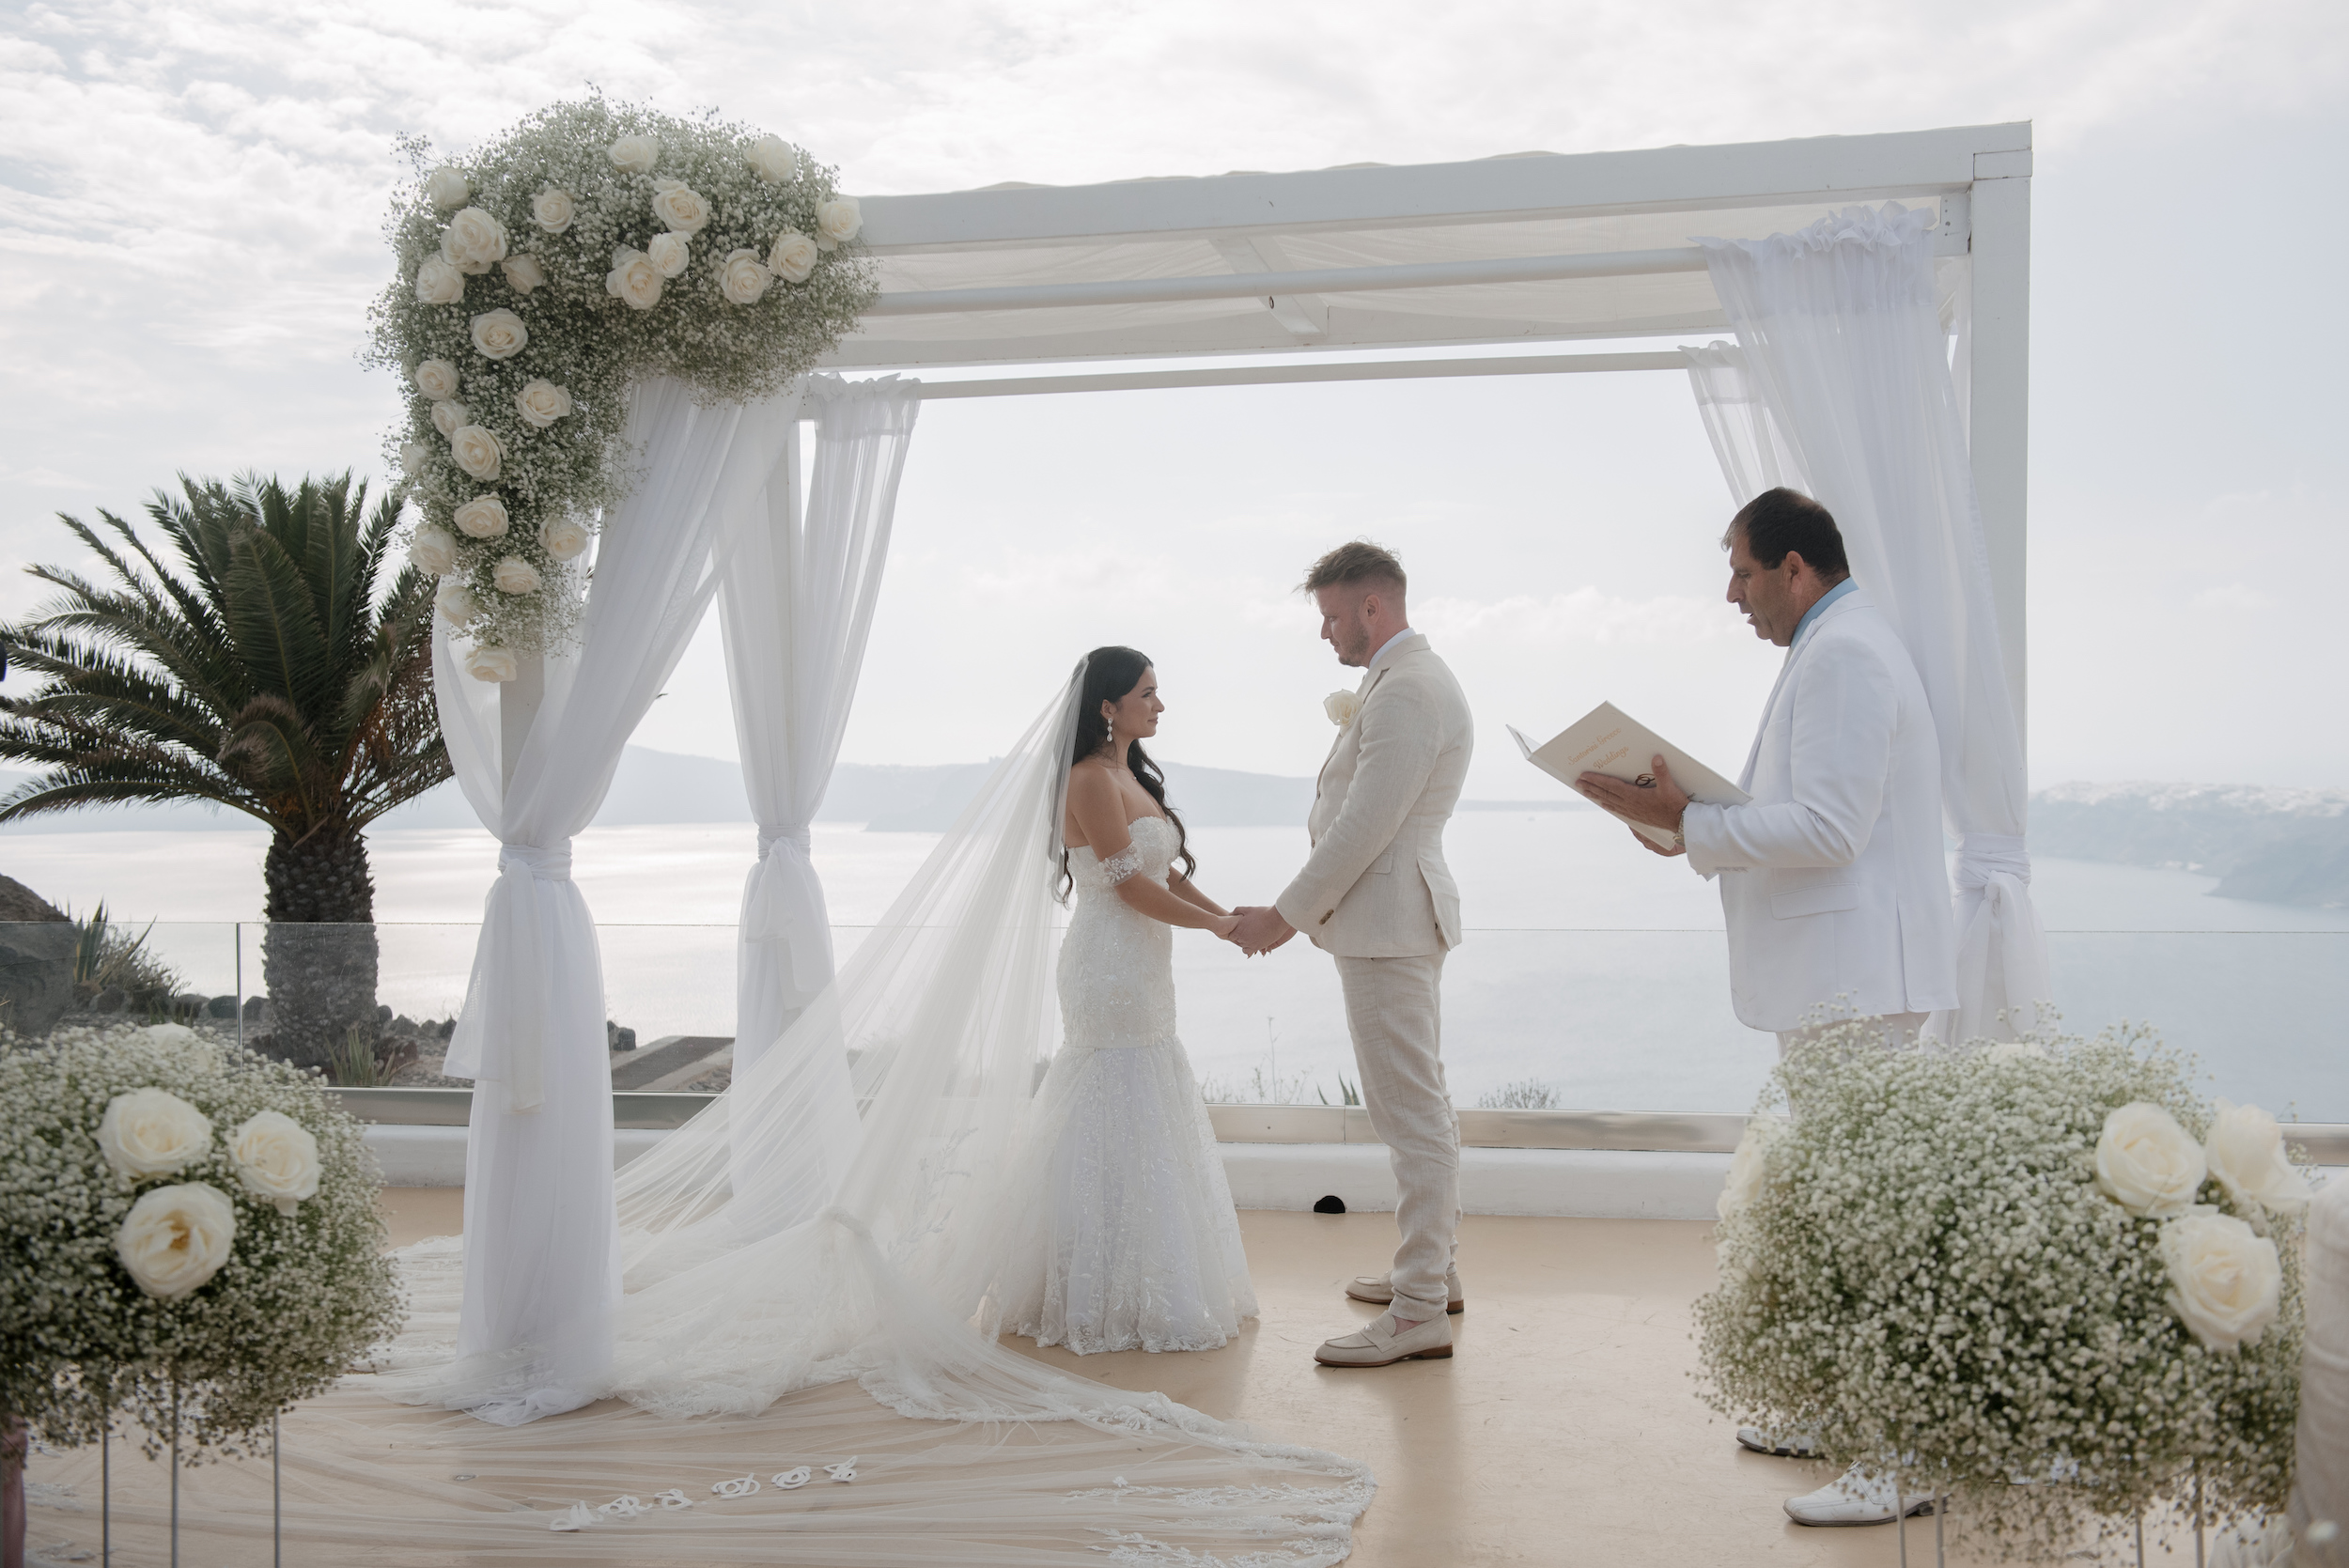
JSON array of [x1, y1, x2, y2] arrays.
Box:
[[1688, 204, 2050, 1040], [723, 375, 922, 1074], [420, 377, 801, 1423]]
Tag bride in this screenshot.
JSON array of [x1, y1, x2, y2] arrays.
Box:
[[997, 647, 1259, 1354]]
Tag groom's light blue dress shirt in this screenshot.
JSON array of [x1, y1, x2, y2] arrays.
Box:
[[1790, 579, 1857, 650], [1368, 627, 1418, 667]]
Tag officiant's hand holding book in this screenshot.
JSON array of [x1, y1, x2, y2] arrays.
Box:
[[1507, 703, 1749, 857]]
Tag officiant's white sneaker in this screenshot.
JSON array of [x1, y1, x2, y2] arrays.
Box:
[[1782, 1465, 1937, 1527], [1315, 1309, 1454, 1367], [1735, 1424, 1820, 1458], [1345, 1267, 1464, 1313]]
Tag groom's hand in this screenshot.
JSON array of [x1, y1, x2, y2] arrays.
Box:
[[1576, 754, 1690, 834], [1228, 905, 1297, 956]]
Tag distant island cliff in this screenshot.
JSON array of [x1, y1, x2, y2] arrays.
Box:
[[2030, 782, 2349, 908]]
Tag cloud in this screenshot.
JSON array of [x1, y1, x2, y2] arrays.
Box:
[[1418, 588, 1742, 648]]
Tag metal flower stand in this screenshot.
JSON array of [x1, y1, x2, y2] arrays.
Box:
[[97, 1413, 281, 1567]]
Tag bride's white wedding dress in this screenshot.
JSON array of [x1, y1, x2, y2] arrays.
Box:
[[1000, 815, 1257, 1353]]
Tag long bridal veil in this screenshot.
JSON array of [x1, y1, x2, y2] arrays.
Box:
[[358, 657, 1375, 1564]]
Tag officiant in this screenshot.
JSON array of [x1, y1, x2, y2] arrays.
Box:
[[1577, 487, 1958, 1528]]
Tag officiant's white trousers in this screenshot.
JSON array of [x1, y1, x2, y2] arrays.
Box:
[[1335, 953, 1460, 1321]]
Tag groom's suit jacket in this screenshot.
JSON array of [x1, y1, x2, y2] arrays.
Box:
[[1276, 634, 1473, 958], [1681, 586, 1956, 1032]]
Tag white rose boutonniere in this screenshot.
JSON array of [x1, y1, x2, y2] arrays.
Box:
[[470, 308, 528, 361], [407, 525, 459, 577], [2159, 1208, 2282, 1351], [768, 230, 818, 284], [412, 256, 465, 306], [439, 207, 508, 274], [2204, 1100, 2311, 1215], [2094, 1101, 2207, 1219], [1324, 691, 1362, 728], [465, 643, 518, 682], [228, 1110, 320, 1217], [501, 254, 547, 294], [412, 358, 460, 400], [449, 424, 505, 481], [531, 186, 575, 233], [538, 517, 591, 561], [606, 247, 663, 311], [116, 1182, 237, 1300], [491, 555, 541, 595], [718, 248, 772, 305], [815, 195, 862, 249], [429, 398, 469, 439], [435, 580, 479, 628], [424, 166, 471, 211], [608, 133, 660, 174], [515, 379, 572, 428], [452, 496, 509, 539], [96, 1087, 214, 1186], [1717, 1112, 1786, 1220], [747, 134, 799, 183], [650, 178, 711, 235], [646, 231, 691, 279]]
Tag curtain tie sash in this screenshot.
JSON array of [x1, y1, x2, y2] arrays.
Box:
[[445, 838, 577, 1112], [1949, 832, 2049, 1040], [755, 825, 814, 860]]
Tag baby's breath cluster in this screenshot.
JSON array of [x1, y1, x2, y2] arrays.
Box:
[[0, 1023, 399, 1461], [366, 96, 879, 675], [1698, 1021, 2310, 1557]]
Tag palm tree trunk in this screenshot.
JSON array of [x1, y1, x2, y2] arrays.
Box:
[[258, 830, 380, 1075]]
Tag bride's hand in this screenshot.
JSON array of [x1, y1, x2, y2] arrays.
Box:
[[1214, 914, 1243, 941]]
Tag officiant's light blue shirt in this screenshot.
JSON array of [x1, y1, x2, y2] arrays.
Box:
[[1791, 578, 1857, 649]]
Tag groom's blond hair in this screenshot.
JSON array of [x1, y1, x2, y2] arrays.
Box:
[[1299, 539, 1407, 595]]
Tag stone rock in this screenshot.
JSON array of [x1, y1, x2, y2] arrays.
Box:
[[91, 986, 126, 1014], [436, 1017, 455, 1039], [607, 1019, 636, 1051], [389, 1014, 419, 1036], [242, 995, 269, 1022], [171, 992, 208, 1019], [0, 874, 69, 925], [0, 919, 79, 1036], [207, 994, 238, 1018], [376, 1003, 393, 1023]]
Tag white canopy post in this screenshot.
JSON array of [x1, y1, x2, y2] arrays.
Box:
[[1693, 205, 2050, 1041], [723, 374, 923, 1074], [425, 378, 801, 1422]]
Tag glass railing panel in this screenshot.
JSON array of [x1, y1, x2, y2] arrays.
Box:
[[0, 919, 241, 1038]]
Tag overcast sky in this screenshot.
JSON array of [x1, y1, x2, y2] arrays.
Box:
[[3, 0, 2343, 800]]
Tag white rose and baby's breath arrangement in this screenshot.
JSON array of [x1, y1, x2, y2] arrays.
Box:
[[0, 1023, 399, 1461], [1700, 1020, 2311, 1557], [367, 95, 879, 674]]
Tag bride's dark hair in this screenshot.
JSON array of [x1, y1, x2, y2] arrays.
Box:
[[1061, 646, 1196, 899]]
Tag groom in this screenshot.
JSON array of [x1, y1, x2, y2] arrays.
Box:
[[1230, 541, 1474, 1368]]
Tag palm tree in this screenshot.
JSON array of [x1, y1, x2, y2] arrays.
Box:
[[0, 473, 450, 1072]]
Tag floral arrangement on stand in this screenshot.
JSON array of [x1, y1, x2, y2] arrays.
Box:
[[366, 96, 879, 678], [0, 1022, 400, 1466], [1698, 1019, 2312, 1559]]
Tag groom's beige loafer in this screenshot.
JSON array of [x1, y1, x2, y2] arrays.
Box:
[[1345, 1268, 1465, 1314], [1315, 1309, 1454, 1367]]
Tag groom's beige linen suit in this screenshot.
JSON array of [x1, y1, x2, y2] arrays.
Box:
[[1275, 632, 1473, 1322]]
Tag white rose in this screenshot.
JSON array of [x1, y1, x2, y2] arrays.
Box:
[[1324, 690, 1361, 728], [424, 166, 471, 211], [407, 525, 459, 577], [501, 254, 547, 294], [605, 247, 663, 311], [413, 256, 466, 305], [434, 580, 479, 628], [452, 496, 509, 539], [412, 358, 460, 400], [116, 1182, 237, 1300], [466, 643, 517, 682], [646, 231, 691, 279], [2204, 1101, 2312, 1215], [532, 187, 576, 233], [718, 248, 771, 305], [398, 440, 433, 477], [470, 308, 528, 361], [2094, 1102, 2207, 1219], [608, 133, 660, 174], [515, 379, 572, 428], [1717, 1113, 1785, 1220], [490, 555, 540, 595], [429, 398, 469, 439], [649, 178, 710, 235], [449, 424, 504, 481], [538, 517, 590, 562], [95, 1087, 214, 1186], [2160, 1209, 2282, 1351], [768, 230, 818, 284], [747, 134, 799, 183], [815, 195, 862, 246], [439, 206, 508, 273], [228, 1110, 319, 1217]]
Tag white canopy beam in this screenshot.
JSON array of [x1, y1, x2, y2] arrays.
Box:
[[906, 349, 1687, 399]]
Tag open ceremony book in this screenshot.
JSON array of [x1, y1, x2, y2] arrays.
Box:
[[1508, 702, 1750, 849]]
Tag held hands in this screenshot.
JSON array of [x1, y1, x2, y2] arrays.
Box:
[[1224, 905, 1297, 957], [1575, 754, 1691, 857]]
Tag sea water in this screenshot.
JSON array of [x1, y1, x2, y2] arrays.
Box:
[[8, 812, 2344, 1117]]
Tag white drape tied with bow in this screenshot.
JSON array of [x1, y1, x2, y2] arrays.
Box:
[[1688, 203, 2050, 1040], [447, 841, 576, 1112], [724, 375, 922, 1073]]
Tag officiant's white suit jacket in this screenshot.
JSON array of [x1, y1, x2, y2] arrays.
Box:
[[1682, 588, 1956, 1031], [1277, 634, 1473, 957]]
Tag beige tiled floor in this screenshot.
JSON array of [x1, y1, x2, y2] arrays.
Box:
[[379, 1189, 1963, 1566]]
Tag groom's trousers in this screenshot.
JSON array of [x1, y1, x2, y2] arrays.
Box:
[[1335, 952, 1460, 1321]]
